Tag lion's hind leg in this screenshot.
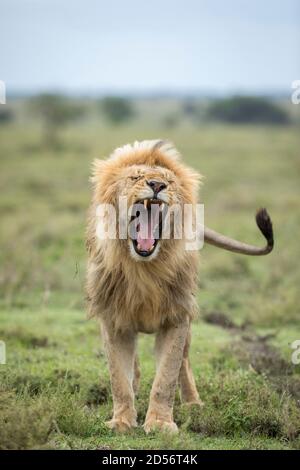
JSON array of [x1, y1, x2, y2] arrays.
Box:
[[133, 355, 141, 395], [179, 328, 203, 405]]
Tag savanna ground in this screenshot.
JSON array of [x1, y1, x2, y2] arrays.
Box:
[[0, 101, 300, 449]]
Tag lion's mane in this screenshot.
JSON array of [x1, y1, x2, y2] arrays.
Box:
[[86, 140, 200, 334]]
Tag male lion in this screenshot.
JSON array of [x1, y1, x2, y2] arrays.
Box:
[[86, 140, 273, 433]]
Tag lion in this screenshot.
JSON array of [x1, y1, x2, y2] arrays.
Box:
[[86, 140, 273, 433]]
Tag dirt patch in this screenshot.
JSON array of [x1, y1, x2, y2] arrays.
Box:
[[28, 336, 49, 347], [286, 377, 300, 402], [0, 327, 51, 348], [203, 311, 247, 331], [229, 333, 300, 408], [219, 332, 300, 410], [232, 334, 292, 377], [273, 376, 300, 406]]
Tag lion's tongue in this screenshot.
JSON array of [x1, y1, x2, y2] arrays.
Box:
[[137, 221, 155, 251]]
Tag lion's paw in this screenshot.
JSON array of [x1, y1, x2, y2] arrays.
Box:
[[106, 417, 137, 433], [143, 418, 178, 434]]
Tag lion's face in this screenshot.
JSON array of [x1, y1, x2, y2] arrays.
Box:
[[117, 164, 181, 262], [90, 140, 200, 264]]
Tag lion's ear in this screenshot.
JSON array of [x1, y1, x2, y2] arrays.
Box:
[[90, 158, 109, 184]]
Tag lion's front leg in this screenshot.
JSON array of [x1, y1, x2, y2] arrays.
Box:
[[101, 322, 137, 433], [144, 319, 189, 434]]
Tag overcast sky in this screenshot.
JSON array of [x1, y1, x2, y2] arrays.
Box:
[[1, 0, 299, 94]]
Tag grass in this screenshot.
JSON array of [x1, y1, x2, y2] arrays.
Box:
[[0, 106, 300, 449]]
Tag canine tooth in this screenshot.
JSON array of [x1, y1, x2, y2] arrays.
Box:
[[137, 243, 141, 250], [150, 245, 155, 252], [144, 200, 147, 209]]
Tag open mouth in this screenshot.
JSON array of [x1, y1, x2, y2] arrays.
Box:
[[130, 198, 167, 258]]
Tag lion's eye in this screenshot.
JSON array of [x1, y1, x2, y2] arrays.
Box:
[[130, 176, 140, 181]]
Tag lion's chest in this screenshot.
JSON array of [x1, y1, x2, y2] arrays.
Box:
[[95, 253, 197, 334], [110, 275, 180, 333], [130, 304, 167, 334]]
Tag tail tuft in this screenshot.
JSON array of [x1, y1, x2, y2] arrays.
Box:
[[256, 208, 274, 251]]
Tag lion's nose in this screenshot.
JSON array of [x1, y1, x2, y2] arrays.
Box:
[[146, 180, 167, 195]]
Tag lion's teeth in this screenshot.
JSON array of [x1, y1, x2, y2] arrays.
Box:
[[144, 200, 147, 209], [150, 245, 154, 252], [160, 203, 165, 212], [137, 243, 141, 251]]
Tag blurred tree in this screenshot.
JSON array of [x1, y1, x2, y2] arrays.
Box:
[[206, 96, 289, 124], [163, 113, 180, 129], [0, 108, 14, 125], [100, 96, 134, 125], [28, 94, 86, 147], [182, 100, 198, 117]]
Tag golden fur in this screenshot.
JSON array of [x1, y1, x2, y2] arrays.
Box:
[[86, 140, 202, 432], [86, 140, 200, 334]]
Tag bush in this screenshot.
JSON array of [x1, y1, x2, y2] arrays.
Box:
[[28, 94, 86, 146], [163, 113, 180, 128], [206, 96, 289, 124], [182, 101, 198, 117], [177, 370, 300, 439], [0, 108, 14, 124], [100, 96, 134, 125], [0, 391, 52, 450]]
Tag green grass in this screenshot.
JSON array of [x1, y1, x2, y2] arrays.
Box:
[[0, 109, 300, 449]]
